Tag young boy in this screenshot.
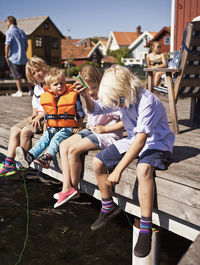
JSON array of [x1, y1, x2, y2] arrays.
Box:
[[15, 67, 85, 169]]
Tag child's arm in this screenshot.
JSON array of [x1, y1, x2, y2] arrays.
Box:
[[74, 83, 95, 113], [30, 108, 38, 120], [73, 117, 84, 133], [93, 121, 124, 134], [106, 132, 147, 186]]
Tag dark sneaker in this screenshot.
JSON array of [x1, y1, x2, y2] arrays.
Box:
[[15, 146, 34, 168], [91, 203, 122, 231], [134, 232, 152, 258], [35, 153, 52, 169]]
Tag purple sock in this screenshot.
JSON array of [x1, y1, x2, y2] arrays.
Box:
[[101, 197, 114, 213]]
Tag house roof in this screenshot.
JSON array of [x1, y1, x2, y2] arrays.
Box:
[[99, 39, 108, 47], [0, 16, 64, 37], [145, 27, 170, 47], [128, 31, 157, 50], [112, 32, 141, 46], [101, 55, 117, 64], [61, 36, 98, 60]]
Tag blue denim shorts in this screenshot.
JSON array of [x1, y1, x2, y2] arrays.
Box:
[[77, 129, 100, 148], [95, 144, 173, 171]]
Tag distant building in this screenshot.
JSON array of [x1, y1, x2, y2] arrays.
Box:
[[107, 26, 157, 66], [96, 39, 108, 56], [61, 37, 103, 67], [174, 0, 200, 50], [145, 27, 171, 53], [0, 16, 64, 67]]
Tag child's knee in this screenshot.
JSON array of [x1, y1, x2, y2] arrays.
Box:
[[10, 125, 21, 137], [92, 157, 104, 173], [136, 163, 154, 181], [21, 127, 33, 138], [68, 145, 79, 158]]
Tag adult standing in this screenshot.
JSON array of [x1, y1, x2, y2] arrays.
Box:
[[5, 16, 28, 97]]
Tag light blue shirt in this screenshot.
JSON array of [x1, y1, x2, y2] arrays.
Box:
[[93, 88, 175, 156], [5, 25, 28, 65]]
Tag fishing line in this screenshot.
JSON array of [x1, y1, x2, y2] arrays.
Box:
[[15, 170, 29, 265]]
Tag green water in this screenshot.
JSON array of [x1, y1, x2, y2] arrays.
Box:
[[0, 170, 191, 265]]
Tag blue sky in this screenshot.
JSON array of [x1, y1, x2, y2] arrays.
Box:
[[1, 0, 171, 38]]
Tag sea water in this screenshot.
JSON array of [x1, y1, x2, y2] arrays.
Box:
[[0, 170, 190, 265]]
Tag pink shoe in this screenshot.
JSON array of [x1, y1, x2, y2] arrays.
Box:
[[54, 188, 79, 208], [53, 190, 80, 200]]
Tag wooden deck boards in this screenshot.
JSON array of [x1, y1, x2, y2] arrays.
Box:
[[0, 95, 200, 242]]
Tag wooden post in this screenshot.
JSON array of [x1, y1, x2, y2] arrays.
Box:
[[132, 225, 160, 265]]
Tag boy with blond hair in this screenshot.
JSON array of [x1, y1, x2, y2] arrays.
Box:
[[16, 67, 85, 169]]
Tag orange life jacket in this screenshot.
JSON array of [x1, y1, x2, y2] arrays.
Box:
[[40, 85, 78, 128]]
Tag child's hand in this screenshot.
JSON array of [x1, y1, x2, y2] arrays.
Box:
[[93, 125, 106, 134], [72, 82, 88, 95], [106, 171, 121, 186], [29, 115, 42, 128], [73, 127, 82, 133]]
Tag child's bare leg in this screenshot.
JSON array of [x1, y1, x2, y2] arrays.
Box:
[[134, 163, 155, 258], [69, 137, 97, 189], [7, 125, 22, 158], [154, 72, 163, 86], [60, 134, 82, 192], [137, 163, 155, 216], [20, 127, 34, 151], [92, 157, 112, 198]]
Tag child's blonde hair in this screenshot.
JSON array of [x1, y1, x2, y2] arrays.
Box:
[[98, 65, 142, 108], [80, 65, 102, 86], [26, 56, 49, 84], [45, 67, 65, 87]]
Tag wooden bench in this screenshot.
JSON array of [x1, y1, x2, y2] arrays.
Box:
[[0, 95, 200, 264], [144, 21, 200, 134]]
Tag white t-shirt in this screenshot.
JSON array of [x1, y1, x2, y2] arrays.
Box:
[[32, 84, 44, 113]]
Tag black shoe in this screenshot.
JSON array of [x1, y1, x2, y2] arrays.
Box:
[[91, 203, 122, 231], [15, 146, 34, 168], [35, 154, 52, 169], [134, 232, 152, 258]]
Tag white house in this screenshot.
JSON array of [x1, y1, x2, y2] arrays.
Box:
[[123, 31, 157, 66], [106, 26, 157, 66]]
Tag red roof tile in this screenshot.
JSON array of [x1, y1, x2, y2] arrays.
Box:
[[61, 37, 95, 59]]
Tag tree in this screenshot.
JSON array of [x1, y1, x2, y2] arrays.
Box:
[[107, 47, 130, 64]]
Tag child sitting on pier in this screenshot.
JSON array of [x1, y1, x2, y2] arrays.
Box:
[[0, 56, 48, 176], [15, 67, 85, 169], [53, 65, 124, 208], [80, 65, 175, 258]]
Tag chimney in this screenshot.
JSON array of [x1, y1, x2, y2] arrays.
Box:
[[136, 25, 141, 35]]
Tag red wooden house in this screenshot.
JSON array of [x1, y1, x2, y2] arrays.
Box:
[[175, 0, 200, 50]]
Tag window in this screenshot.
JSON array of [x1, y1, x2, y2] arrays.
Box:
[[52, 38, 59, 49], [164, 36, 170, 45], [35, 36, 43, 47], [44, 23, 49, 30]]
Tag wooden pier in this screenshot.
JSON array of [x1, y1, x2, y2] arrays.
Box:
[[0, 94, 200, 264]]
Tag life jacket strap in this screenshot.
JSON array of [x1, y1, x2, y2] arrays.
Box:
[[45, 112, 77, 121]]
